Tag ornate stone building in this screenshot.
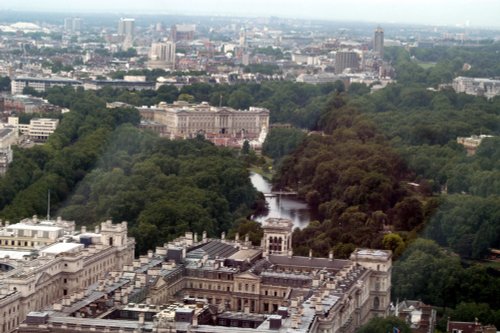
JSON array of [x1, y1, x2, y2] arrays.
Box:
[[17, 217, 392, 333], [0, 217, 134, 333], [138, 101, 270, 141]]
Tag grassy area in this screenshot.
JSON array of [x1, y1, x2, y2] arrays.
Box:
[[477, 260, 500, 271], [463, 259, 500, 271], [249, 156, 274, 181], [416, 61, 437, 69]]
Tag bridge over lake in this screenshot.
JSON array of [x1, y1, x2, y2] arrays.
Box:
[[263, 191, 298, 197]]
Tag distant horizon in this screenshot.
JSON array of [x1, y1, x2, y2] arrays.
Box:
[[0, 9, 499, 34], [1, 0, 500, 29]]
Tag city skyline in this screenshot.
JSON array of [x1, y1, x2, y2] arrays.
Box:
[[1, 0, 500, 28]]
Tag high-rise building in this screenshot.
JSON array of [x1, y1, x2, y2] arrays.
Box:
[[63, 17, 82, 33], [335, 51, 359, 74], [373, 26, 384, 57], [72, 17, 82, 33], [239, 28, 247, 48], [150, 41, 176, 65], [118, 18, 135, 38], [63, 18, 72, 32], [170, 24, 196, 42]]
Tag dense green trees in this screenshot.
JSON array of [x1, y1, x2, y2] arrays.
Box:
[[0, 88, 257, 254], [57, 131, 258, 254], [0, 89, 140, 220], [450, 302, 500, 329], [356, 316, 411, 333], [345, 82, 500, 256], [392, 239, 500, 310], [8, 55, 500, 319], [41, 81, 342, 130], [262, 128, 306, 161], [0, 76, 10, 91], [385, 43, 500, 86], [273, 95, 423, 256], [425, 195, 500, 259], [241, 63, 500, 318]]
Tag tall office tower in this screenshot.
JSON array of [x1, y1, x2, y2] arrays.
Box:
[[373, 26, 384, 57], [64, 18, 73, 32], [170, 24, 196, 42], [118, 18, 135, 38], [155, 22, 164, 32], [149, 41, 176, 66], [239, 28, 247, 48], [335, 51, 360, 74], [64, 18, 83, 33], [72, 18, 82, 33]]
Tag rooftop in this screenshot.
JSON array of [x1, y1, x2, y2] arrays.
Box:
[[4, 223, 63, 232], [186, 241, 238, 260], [351, 248, 392, 260], [0, 250, 33, 260], [0, 128, 13, 139], [228, 249, 261, 261], [268, 255, 349, 271], [40, 243, 84, 256]]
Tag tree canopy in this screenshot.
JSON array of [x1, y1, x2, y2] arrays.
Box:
[[0, 87, 258, 255]]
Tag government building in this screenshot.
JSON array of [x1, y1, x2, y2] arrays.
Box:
[[0, 216, 134, 333], [9, 216, 392, 333], [138, 101, 270, 144]]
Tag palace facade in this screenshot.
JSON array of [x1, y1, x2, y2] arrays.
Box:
[[138, 101, 270, 141]]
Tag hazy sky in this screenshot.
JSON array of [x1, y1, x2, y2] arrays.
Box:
[[2, 0, 500, 28]]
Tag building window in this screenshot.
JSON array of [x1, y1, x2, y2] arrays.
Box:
[[373, 297, 380, 309]]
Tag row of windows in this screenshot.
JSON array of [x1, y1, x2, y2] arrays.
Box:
[[188, 282, 232, 292], [0, 239, 48, 247], [2, 303, 19, 317], [0, 317, 18, 333], [237, 283, 256, 293], [83, 256, 116, 285]]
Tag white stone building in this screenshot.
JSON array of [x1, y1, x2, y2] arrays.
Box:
[[11, 77, 82, 95], [0, 126, 17, 176], [148, 41, 176, 69], [0, 217, 135, 333], [22, 118, 59, 142], [452, 76, 500, 99], [139, 101, 270, 141], [17, 217, 391, 333]]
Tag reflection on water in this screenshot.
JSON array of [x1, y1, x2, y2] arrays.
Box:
[[250, 172, 310, 229]]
